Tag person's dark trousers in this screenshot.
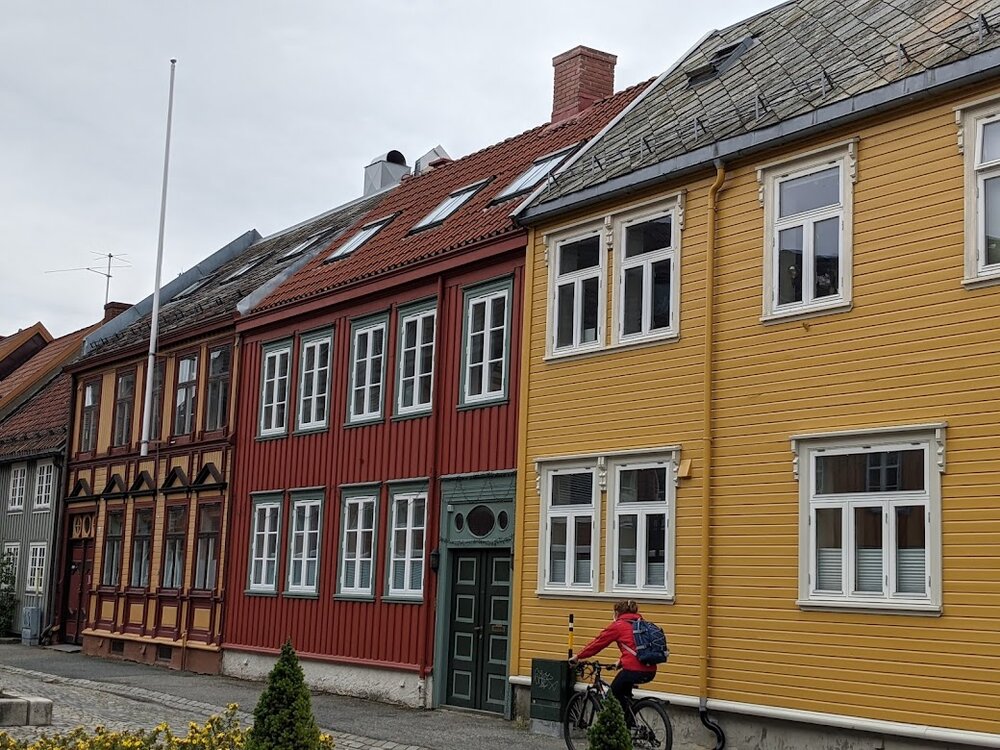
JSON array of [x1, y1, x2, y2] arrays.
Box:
[[610, 669, 655, 725]]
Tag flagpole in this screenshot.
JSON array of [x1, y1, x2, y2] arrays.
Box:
[[140, 58, 177, 458]]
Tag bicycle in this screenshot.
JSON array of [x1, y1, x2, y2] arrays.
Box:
[[563, 661, 672, 750]]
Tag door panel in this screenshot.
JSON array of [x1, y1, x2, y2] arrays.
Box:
[[61, 539, 93, 645], [446, 550, 511, 712]]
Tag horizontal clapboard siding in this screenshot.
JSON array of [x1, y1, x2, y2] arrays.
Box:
[[514, 84, 1000, 735]]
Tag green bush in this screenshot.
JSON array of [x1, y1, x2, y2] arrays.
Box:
[[0, 551, 18, 635], [245, 640, 323, 750], [587, 694, 633, 750]]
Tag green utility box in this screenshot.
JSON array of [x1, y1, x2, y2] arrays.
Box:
[[530, 658, 573, 722]]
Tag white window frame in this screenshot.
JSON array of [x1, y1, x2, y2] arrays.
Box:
[[387, 491, 426, 599], [412, 181, 486, 230], [259, 343, 291, 436], [959, 102, 1000, 284], [298, 333, 332, 430], [249, 500, 282, 592], [328, 216, 393, 261], [2, 543, 20, 588], [287, 496, 322, 594], [540, 463, 599, 593], [612, 202, 681, 345], [606, 457, 675, 597], [396, 307, 436, 415], [7, 464, 26, 512], [33, 462, 54, 511], [547, 224, 606, 357], [462, 286, 510, 405], [339, 494, 377, 596], [793, 425, 944, 613], [496, 146, 575, 200], [25, 542, 46, 594], [760, 144, 855, 321], [348, 319, 387, 423]]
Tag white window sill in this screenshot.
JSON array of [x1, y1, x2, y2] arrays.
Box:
[[797, 598, 940, 616], [545, 342, 604, 361], [962, 272, 1000, 289], [544, 333, 680, 363], [537, 589, 675, 604], [761, 299, 852, 324]]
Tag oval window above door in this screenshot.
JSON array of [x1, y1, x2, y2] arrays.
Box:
[[467, 505, 495, 537]]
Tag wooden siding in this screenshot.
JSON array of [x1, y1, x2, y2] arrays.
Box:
[[0, 458, 61, 631], [223, 250, 523, 670], [513, 86, 1000, 735]]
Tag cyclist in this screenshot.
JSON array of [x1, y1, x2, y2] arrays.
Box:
[[568, 599, 656, 724]]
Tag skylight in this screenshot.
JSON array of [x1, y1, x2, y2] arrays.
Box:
[[221, 259, 259, 284], [281, 229, 337, 260], [412, 181, 487, 231], [327, 216, 393, 261], [173, 275, 213, 300], [496, 147, 575, 199]]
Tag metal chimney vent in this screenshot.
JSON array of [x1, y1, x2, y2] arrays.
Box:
[[364, 150, 410, 196]]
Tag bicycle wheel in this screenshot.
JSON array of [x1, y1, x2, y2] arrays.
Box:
[[563, 692, 601, 750], [631, 698, 672, 750]]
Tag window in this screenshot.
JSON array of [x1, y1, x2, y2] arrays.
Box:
[[609, 461, 671, 593], [340, 494, 376, 596], [298, 334, 331, 430], [150, 359, 165, 440], [616, 208, 678, 343], [348, 319, 386, 423], [496, 147, 574, 200], [162, 505, 187, 589], [2, 543, 20, 588], [288, 497, 321, 593], [259, 344, 291, 436], [112, 370, 135, 447], [221, 259, 260, 284], [412, 182, 486, 231], [961, 104, 1000, 282], [130, 508, 153, 588], [33, 463, 54, 510], [328, 217, 393, 261], [551, 230, 604, 354], [249, 499, 281, 591], [205, 346, 231, 432], [174, 354, 199, 436], [388, 491, 426, 598], [397, 306, 436, 415], [543, 468, 597, 589], [795, 426, 942, 612], [80, 380, 100, 452], [25, 543, 46, 593], [173, 275, 213, 300], [194, 504, 221, 590], [7, 465, 26, 511], [461, 280, 510, 405], [761, 146, 853, 319], [538, 450, 677, 597], [101, 511, 124, 586]]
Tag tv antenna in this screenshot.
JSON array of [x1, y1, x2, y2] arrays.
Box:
[[45, 251, 132, 305]]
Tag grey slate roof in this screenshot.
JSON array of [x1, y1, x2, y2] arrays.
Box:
[[83, 191, 389, 359], [523, 0, 1000, 217]]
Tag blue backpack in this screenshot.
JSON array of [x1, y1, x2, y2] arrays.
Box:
[[630, 618, 669, 666]]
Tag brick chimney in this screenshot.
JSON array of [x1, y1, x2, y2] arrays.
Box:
[[103, 301, 130, 323], [552, 46, 617, 123]]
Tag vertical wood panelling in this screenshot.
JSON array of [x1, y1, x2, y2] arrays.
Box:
[[224, 252, 523, 670]]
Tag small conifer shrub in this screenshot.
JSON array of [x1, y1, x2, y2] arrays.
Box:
[[246, 640, 324, 750], [587, 694, 633, 750]]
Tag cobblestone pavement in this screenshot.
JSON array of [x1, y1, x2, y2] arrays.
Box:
[[0, 663, 426, 750]]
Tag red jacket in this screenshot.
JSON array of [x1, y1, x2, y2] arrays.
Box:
[[575, 613, 656, 673]]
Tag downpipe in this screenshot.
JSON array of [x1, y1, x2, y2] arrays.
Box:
[[700, 698, 726, 749]]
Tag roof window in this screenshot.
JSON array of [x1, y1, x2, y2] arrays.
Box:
[[220, 259, 261, 284], [495, 146, 576, 200], [327, 216, 394, 262], [281, 229, 339, 260], [412, 180, 488, 231], [173, 275, 213, 300], [685, 35, 754, 88]]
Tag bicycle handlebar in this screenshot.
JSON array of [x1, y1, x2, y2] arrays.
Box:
[[573, 660, 620, 672]]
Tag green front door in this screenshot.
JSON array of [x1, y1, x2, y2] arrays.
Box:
[[446, 549, 511, 712]]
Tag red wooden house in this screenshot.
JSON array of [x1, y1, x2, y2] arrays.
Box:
[[222, 48, 643, 712]]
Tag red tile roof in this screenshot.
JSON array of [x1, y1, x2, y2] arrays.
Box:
[[0, 323, 98, 415], [0, 373, 71, 460], [257, 81, 650, 312]]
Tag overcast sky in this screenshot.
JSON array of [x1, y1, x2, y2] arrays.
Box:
[[0, 1, 775, 337]]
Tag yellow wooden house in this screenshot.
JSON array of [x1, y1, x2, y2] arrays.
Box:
[[509, 1, 1000, 747]]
